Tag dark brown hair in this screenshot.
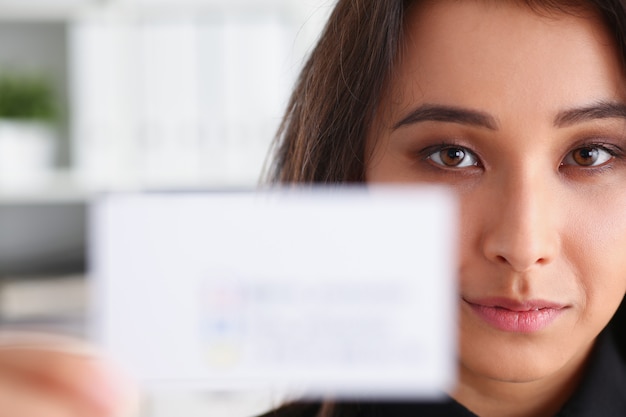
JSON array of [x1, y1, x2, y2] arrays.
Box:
[[264, 0, 409, 183]]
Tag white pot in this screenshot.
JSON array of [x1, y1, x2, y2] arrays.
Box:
[[0, 119, 56, 189]]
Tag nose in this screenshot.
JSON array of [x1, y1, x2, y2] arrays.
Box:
[[480, 170, 560, 273]]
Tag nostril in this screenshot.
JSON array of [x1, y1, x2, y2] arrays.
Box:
[[496, 255, 508, 264], [493, 253, 550, 272], [481, 223, 559, 272]]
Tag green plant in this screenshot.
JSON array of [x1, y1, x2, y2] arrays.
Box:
[[0, 72, 58, 122]]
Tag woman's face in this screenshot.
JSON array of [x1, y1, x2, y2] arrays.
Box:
[[366, 0, 626, 397]]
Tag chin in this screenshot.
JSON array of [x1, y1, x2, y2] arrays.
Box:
[[474, 362, 554, 383], [459, 333, 576, 383]]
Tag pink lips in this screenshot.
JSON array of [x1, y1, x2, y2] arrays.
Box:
[[465, 297, 566, 333]]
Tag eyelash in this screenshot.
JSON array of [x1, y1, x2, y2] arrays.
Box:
[[418, 141, 625, 170]]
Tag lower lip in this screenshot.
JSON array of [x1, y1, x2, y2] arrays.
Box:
[[467, 302, 563, 333]]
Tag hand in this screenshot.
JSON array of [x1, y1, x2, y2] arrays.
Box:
[[0, 332, 137, 417]]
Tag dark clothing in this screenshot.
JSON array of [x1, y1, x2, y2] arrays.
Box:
[[556, 329, 626, 416], [258, 329, 626, 417]]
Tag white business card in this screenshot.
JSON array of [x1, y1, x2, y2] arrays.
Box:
[[90, 188, 457, 398]]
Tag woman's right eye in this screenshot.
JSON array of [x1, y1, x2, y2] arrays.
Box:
[[428, 146, 479, 168]]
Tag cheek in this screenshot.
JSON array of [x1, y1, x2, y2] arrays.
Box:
[[365, 144, 414, 183], [453, 188, 498, 270], [567, 192, 626, 303], [570, 182, 626, 252]]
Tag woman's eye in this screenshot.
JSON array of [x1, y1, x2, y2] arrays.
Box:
[[428, 146, 478, 168], [562, 146, 613, 167]]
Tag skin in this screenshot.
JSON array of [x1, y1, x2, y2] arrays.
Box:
[[0, 338, 135, 417], [366, 1, 626, 416]]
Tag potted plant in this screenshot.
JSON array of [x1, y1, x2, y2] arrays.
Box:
[[0, 72, 59, 188]]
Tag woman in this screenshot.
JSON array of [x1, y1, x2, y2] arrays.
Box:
[[262, 0, 626, 416], [1, 0, 625, 416]]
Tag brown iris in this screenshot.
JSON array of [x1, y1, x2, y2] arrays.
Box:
[[440, 147, 467, 167], [572, 147, 599, 166]]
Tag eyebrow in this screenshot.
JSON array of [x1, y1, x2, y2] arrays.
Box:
[[393, 104, 498, 130], [553, 101, 626, 127]]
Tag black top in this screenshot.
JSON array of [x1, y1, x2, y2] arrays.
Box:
[[258, 328, 626, 417]]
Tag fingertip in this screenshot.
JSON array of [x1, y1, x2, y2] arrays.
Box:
[[82, 358, 140, 417], [0, 331, 141, 416]]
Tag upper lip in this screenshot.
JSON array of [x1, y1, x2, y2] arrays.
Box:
[[464, 297, 567, 312]]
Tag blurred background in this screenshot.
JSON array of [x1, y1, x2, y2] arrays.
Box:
[[0, 0, 332, 415]]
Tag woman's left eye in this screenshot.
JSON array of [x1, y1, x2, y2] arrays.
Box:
[[562, 146, 613, 167]]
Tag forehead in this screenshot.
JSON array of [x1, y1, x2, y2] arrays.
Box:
[[386, 0, 626, 123]]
